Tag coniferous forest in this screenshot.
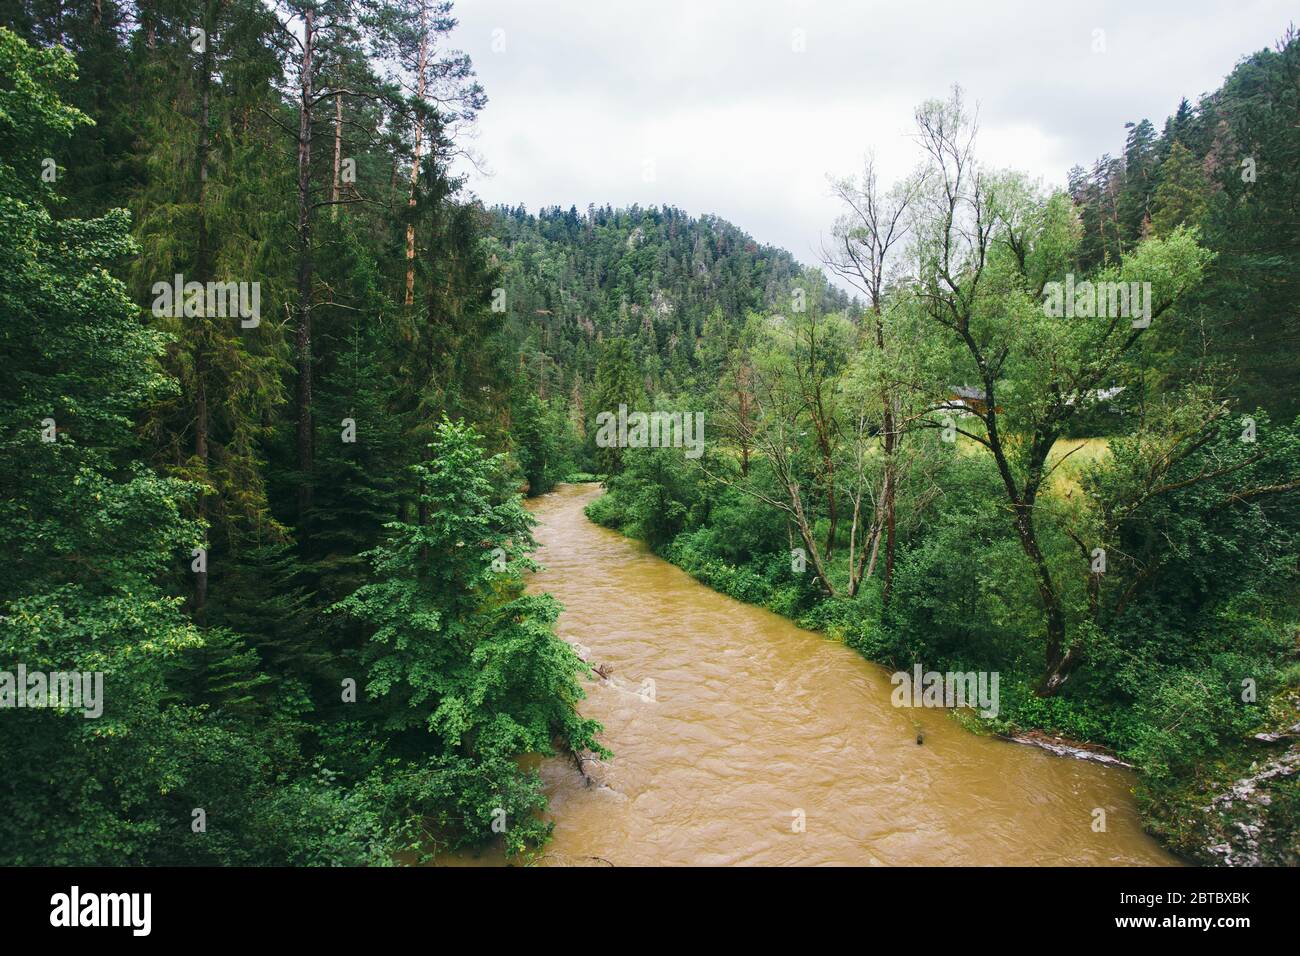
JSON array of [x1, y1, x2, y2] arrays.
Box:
[[0, 0, 1297, 886]]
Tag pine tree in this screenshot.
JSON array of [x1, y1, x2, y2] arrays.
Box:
[[588, 337, 644, 474], [129, 0, 288, 616], [330, 418, 602, 854], [1151, 141, 1209, 235], [1118, 118, 1158, 240]]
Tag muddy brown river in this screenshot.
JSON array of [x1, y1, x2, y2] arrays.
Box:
[[469, 482, 1179, 866]]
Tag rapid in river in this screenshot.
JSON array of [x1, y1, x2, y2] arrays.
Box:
[[473, 482, 1179, 866]]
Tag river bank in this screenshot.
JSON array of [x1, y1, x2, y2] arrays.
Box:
[[514, 482, 1178, 866], [580, 478, 1298, 867]]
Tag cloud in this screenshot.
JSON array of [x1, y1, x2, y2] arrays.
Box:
[[450, 0, 1292, 278]]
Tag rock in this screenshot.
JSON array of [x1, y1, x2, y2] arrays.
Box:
[[1197, 743, 1300, 867]]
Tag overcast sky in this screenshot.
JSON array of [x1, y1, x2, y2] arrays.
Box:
[[449, 0, 1291, 275]]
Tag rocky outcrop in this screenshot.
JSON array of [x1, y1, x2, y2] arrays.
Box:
[[1197, 743, 1300, 867]]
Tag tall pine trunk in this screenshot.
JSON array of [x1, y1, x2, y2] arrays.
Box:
[[294, 9, 316, 530], [331, 92, 342, 220], [193, 26, 213, 614], [404, 11, 429, 306]]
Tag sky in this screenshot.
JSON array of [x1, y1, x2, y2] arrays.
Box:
[[448, 0, 1292, 277]]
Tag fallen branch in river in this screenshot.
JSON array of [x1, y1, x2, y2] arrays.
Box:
[[571, 747, 601, 786], [999, 730, 1133, 768]]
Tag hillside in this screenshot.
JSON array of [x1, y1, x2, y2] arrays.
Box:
[[487, 204, 853, 400]]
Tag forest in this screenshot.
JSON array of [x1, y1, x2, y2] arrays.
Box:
[[0, 1, 1296, 868]]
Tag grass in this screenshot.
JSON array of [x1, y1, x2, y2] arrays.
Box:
[[1046, 437, 1110, 497], [955, 433, 1111, 498]]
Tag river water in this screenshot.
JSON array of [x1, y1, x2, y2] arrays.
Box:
[[483, 482, 1178, 866]]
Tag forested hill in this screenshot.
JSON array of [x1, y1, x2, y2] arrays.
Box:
[[1067, 36, 1300, 423], [486, 204, 854, 400]]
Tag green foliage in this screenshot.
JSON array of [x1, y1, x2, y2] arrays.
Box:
[[511, 390, 579, 495], [588, 46, 1299, 864], [0, 19, 603, 867], [3, 9, 1299, 868], [0, 31, 381, 864], [331, 419, 604, 853], [1071, 31, 1300, 421], [1150, 142, 1209, 237], [587, 337, 645, 475]]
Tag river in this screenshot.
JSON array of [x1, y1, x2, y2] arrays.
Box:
[[472, 482, 1179, 866]]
